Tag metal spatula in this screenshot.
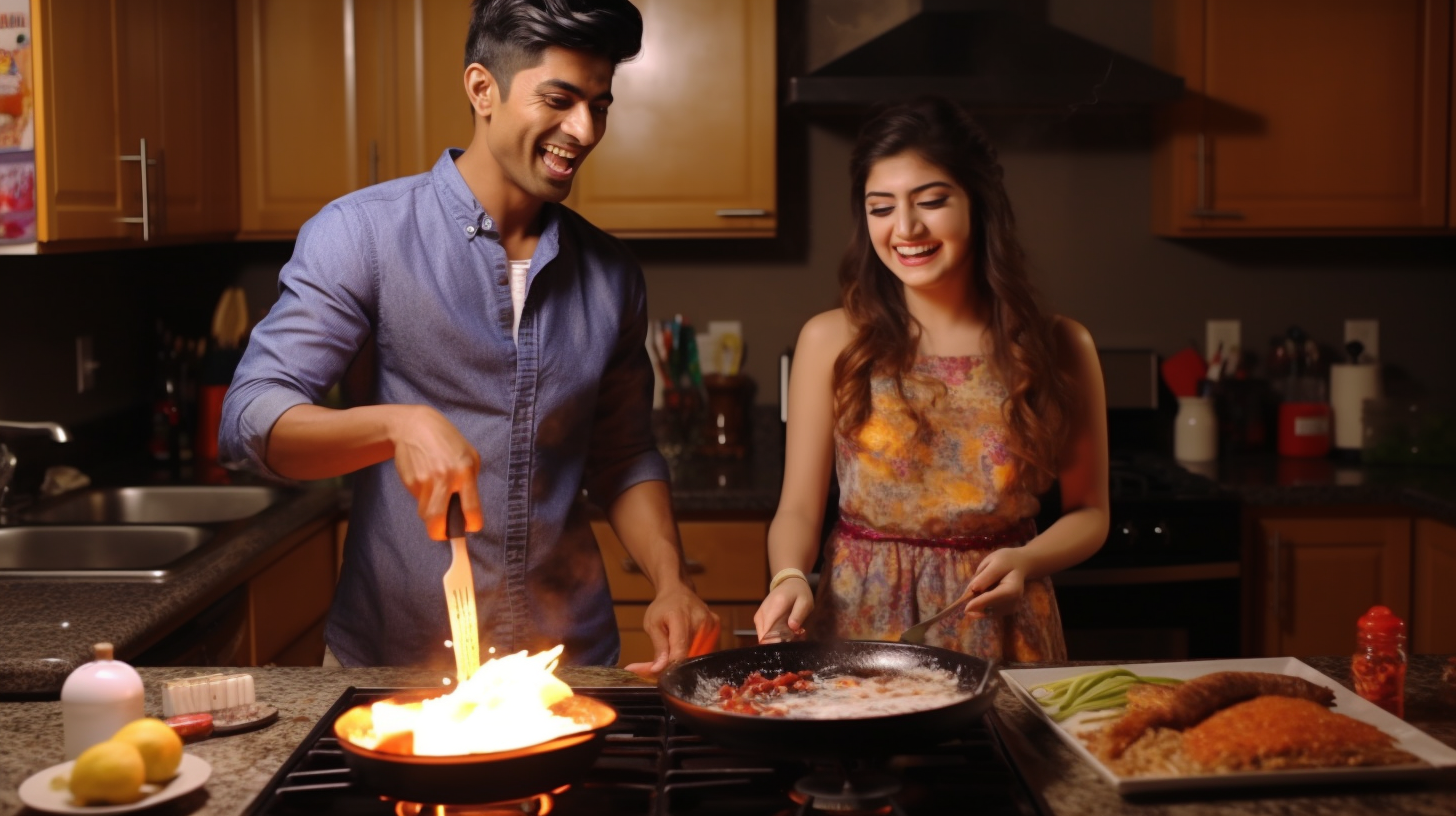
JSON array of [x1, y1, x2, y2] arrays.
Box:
[[443, 493, 480, 681], [898, 586, 979, 645]]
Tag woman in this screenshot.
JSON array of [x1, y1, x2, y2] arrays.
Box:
[[754, 97, 1108, 661]]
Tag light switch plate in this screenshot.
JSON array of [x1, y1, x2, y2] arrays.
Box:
[[1205, 319, 1241, 363], [1343, 319, 1379, 362]]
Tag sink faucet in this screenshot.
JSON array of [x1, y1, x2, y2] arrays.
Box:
[[0, 420, 71, 523]]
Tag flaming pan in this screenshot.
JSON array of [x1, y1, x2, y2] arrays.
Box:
[[332, 691, 617, 804], [659, 640, 1000, 760]]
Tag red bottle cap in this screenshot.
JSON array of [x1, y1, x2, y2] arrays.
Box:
[[1357, 605, 1406, 636]]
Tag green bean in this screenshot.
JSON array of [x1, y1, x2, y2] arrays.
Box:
[[1027, 669, 1185, 722]]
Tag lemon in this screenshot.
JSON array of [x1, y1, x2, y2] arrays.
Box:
[[111, 717, 184, 782], [69, 740, 145, 805]]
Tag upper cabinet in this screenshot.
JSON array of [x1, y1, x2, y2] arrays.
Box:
[[566, 0, 776, 238], [1152, 0, 1453, 236], [237, 0, 776, 239], [32, 0, 238, 244]]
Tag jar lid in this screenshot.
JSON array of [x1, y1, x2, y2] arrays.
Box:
[[1357, 605, 1406, 636]]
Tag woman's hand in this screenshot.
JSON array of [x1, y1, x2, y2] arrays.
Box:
[[389, 405, 483, 540], [753, 575, 814, 643], [962, 547, 1035, 617]]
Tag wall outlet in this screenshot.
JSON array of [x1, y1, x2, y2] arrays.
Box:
[[1343, 319, 1379, 362], [1205, 319, 1241, 363], [75, 336, 99, 394]]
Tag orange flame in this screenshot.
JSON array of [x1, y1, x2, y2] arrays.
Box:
[[347, 645, 590, 756]]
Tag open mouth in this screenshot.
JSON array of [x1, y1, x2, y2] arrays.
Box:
[[893, 242, 942, 264], [539, 144, 579, 179]]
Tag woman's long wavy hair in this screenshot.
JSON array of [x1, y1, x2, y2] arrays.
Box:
[[833, 97, 1073, 495]]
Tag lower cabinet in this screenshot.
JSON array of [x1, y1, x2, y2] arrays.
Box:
[[244, 520, 338, 666], [1254, 513, 1456, 657], [593, 519, 768, 668]]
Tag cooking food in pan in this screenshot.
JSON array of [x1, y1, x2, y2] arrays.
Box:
[[706, 666, 974, 719], [1040, 670, 1423, 776]]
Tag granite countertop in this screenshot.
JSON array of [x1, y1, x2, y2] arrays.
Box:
[[0, 488, 341, 696], [2, 658, 1452, 816], [1208, 455, 1456, 525]]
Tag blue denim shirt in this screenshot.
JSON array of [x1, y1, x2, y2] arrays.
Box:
[[220, 149, 668, 668]]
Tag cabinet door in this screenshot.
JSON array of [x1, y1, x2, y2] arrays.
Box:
[[33, 0, 129, 241], [151, 0, 238, 237], [566, 0, 776, 237], [1413, 519, 1456, 654], [392, 0, 474, 178], [1153, 0, 1451, 235], [237, 0, 394, 236], [594, 520, 768, 603], [1259, 517, 1411, 657], [614, 602, 759, 667]]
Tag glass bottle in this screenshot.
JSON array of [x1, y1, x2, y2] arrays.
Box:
[[1352, 605, 1406, 718]]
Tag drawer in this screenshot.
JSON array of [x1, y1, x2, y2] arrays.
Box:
[[593, 520, 767, 602]]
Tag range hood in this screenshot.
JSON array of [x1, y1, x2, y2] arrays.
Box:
[[790, 0, 1184, 110]]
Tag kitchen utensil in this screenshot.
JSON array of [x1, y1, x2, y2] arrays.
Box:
[[443, 494, 479, 682], [1160, 347, 1207, 398], [898, 586, 979, 645], [332, 690, 616, 804], [657, 640, 1001, 759]]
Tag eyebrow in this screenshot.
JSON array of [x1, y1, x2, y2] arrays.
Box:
[[865, 181, 953, 199], [537, 78, 613, 104]]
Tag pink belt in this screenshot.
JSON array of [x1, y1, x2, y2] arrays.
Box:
[[834, 517, 1037, 551]]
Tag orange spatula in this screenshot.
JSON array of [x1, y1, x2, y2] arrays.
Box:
[[443, 493, 480, 681]]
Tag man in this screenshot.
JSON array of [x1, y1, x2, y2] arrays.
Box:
[[221, 0, 719, 674]]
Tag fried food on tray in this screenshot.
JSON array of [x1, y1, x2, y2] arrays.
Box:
[[1102, 671, 1336, 758], [1124, 682, 1178, 712], [1182, 696, 1418, 771]]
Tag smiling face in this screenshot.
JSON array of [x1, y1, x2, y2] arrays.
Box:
[[863, 150, 974, 295], [478, 46, 614, 203]]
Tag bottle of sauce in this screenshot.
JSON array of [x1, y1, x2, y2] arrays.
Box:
[[61, 642, 145, 759], [1352, 606, 1406, 718]]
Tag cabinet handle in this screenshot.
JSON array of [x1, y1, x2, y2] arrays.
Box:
[[1190, 133, 1244, 220], [622, 557, 705, 575], [368, 140, 379, 186], [715, 208, 771, 218], [119, 138, 158, 240]]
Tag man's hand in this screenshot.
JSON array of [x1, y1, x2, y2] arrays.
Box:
[[624, 583, 720, 678], [390, 405, 484, 540]]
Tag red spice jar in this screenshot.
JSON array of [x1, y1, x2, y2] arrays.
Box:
[[1352, 605, 1407, 718]]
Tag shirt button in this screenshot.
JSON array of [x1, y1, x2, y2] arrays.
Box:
[[465, 225, 477, 236], [481, 217, 494, 231], [498, 277, 508, 286]]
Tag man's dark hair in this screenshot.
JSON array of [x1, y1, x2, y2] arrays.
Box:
[[466, 0, 643, 98]]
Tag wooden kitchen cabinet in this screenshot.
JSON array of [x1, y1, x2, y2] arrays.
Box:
[[1256, 516, 1412, 657], [1152, 0, 1452, 235], [32, 0, 238, 243], [564, 0, 777, 237], [594, 519, 768, 667], [1413, 518, 1456, 654], [245, 519, 337, 665]]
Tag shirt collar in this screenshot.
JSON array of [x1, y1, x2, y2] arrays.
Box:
[[432, 148, 563, 269]]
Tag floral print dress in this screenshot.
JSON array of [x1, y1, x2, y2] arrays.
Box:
[[812, 355, 1067, 662]]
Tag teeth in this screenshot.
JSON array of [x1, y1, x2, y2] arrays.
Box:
[[544, 145, 577, 159], [895, 244, 939, 256]]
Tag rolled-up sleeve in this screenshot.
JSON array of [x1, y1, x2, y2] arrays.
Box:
[[219, 203, 377, 479], [583, 263, 670, 505]]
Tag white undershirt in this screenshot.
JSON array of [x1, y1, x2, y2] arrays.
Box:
[[509, 259, 530, 341]]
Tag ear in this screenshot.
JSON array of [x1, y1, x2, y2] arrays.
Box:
[[464, 63, 496, 120]]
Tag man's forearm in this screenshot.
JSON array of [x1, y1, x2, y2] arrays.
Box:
[[266, 403, 406, 480], [606, 480, 694, 592]]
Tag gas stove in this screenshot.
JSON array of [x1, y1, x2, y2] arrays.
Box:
[[245, 686, 1047, 816]]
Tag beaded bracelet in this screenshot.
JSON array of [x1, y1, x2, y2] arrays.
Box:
[[769, 567, 808, 592]]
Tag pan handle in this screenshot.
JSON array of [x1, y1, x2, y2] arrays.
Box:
[[975, 658, 1000, 696]]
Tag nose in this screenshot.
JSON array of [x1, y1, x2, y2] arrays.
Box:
[[560, 102, 600, 149], [893, 206, 925, 241]]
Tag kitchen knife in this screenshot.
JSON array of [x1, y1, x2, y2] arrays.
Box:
[[443, 494, 480, 682]]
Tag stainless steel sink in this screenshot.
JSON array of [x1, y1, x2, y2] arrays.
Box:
[[0, 525, 215, 579], [22, 485, 284, 524]]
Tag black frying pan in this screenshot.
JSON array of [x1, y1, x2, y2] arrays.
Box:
[[332, 692, 616, 804], [658, 640, 1000, 759]]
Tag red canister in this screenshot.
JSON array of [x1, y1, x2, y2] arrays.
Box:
[[1278, 401, 1330, 457]]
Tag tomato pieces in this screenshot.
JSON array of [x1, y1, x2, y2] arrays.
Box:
[[715, 671, 816, 716]]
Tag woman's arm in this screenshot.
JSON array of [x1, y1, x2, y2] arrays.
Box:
[[753, 311, 851, 640], [964, 317, 1110, 613]]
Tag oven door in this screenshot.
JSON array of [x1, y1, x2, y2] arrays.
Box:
[[1051, 562, 1242, 660]]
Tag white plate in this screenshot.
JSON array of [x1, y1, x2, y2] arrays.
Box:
[[1000, 657, 1456, 795], [17, 753, 211, 814]]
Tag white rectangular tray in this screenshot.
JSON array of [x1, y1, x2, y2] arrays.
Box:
[[1000, 657, 1456, 795]]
